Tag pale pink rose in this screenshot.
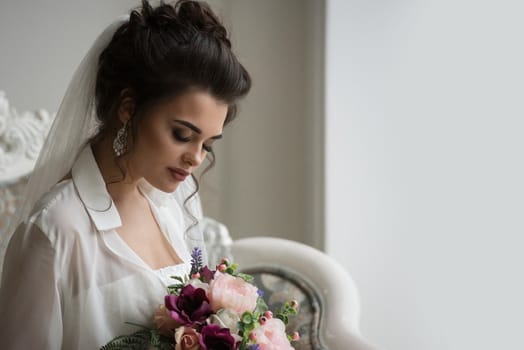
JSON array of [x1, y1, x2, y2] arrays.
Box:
[[251, 318, 295, 350], [207, 272, 259, 316], [175, 326, 202, 350], [153, 304, 180, 336]]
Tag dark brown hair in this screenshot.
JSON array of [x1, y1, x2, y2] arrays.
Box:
[[95, 0, 250, 125], [93, 0, 251, 222]]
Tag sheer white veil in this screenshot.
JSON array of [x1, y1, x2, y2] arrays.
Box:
[[0, 17, 128, 276]]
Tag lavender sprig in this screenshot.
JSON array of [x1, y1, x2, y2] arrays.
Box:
[[190, 247, 203, 275]]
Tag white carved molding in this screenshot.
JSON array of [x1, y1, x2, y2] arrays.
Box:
[[0, 91, 54, 184]]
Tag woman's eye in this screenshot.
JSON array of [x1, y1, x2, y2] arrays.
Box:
[[202, 143, 213, 152], [172, 129, 191, 142]]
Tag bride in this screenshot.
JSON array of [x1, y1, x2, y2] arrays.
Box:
[[0, 0, 250, 348]]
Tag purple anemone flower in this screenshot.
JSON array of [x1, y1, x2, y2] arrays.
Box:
[[165, 284, 212, 326], [199, 324, 236, 350]]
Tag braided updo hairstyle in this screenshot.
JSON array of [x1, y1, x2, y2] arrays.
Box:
[[92, 0, 250, 197]]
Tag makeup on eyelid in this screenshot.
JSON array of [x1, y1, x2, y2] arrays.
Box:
[[172, 128, 191, 142], [172, 128, 215, 152]]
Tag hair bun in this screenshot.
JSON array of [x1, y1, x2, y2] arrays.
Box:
[[176, 0, 230, 47], [130, 1, 176, 30], [129, 1, 230, 47]]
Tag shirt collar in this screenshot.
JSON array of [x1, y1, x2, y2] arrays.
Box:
[[72, 144, 122, 231], [71, 144, 171, 231]]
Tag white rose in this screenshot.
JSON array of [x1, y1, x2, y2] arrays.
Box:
[[207, 308, 240, 334], [189, 279, 210, 293]]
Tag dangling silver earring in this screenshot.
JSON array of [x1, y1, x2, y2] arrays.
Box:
[[113, 121, 128, 156]]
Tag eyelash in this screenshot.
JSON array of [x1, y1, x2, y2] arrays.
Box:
[[172, 129, 213, 153], [172, 129, 191, 142]]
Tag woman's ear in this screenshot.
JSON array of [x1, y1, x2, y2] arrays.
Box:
[[117, 89, 136, 124]]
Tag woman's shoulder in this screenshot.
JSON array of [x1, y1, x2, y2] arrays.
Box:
[[31, 179, 80, 214], [28, 179, 90, 241]]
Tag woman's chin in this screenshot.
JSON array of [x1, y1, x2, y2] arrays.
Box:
[[145, 177, 181, 194], [162, 181, 181, 193]]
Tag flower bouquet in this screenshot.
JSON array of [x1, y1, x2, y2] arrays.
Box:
[[101, 248, 299, 350]]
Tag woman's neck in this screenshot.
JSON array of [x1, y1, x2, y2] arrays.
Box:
[[90, 136, 144, 205]]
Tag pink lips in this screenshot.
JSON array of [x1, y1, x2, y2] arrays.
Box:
[[169, 168, 189, 181]]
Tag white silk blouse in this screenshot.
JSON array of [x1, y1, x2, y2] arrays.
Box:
[[0, 144, 203, 349]]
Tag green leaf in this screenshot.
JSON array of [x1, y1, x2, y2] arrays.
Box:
[[253, 296, 268, 315], [235, 273, 254, 283], [171, 275, 184, 282], [241, 312, 254, 324]]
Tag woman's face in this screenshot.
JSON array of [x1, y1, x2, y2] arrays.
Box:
[[129, 90, 227, 193]]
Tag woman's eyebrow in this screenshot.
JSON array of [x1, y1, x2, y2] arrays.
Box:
[[174, 119, 223, 139], [174, 119, 201, 133]]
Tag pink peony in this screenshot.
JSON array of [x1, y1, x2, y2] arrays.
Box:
[[251, 318, 295, 350], [175, 327, 202, 350], [207, 272, 259, 316]]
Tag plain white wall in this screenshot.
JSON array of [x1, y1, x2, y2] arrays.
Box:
[[325, 0, 524, 349], [0, 0, 134, 111]]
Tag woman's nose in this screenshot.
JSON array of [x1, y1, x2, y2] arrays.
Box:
[[183, 145, 204, 167]]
